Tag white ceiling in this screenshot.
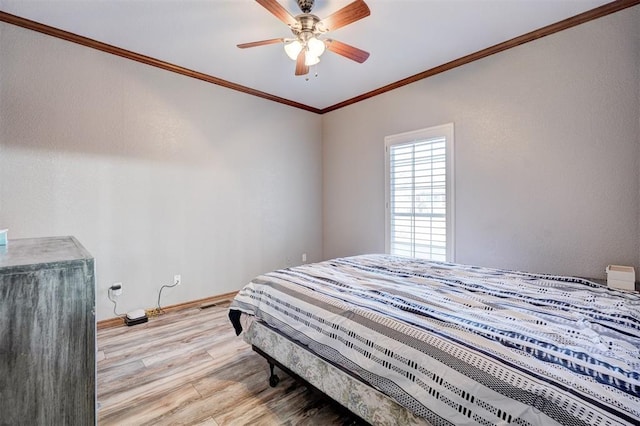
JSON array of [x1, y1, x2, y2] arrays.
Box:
[[0, 0, 612, 110]]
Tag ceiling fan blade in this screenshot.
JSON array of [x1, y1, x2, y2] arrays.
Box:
[[237, 38, 285, 49], [325, 39, 369, 63], [320, 0, 370, 32], [256, 0, 297, 27], [295, 50, 309, 76]]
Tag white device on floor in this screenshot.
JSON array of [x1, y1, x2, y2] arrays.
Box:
[[125, 308, 148, 326]]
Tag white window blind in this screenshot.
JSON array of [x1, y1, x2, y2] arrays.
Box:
[[385, 124, 454, 262]]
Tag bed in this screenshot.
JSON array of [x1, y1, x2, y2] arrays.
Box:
[[228, 254, 640, 425]]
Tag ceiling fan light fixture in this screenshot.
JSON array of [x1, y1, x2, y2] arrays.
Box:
[[304, 53, 320, 66], [307, 37, 325, 58], [284, 40, 303, 60]]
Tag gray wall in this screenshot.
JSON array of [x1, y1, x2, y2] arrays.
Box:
[[322, 6, 640, 279], [2, 6, 639, 322], [0, 24, 323, 321]]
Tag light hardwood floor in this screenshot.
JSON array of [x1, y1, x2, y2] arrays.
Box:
[[97, 304, 366, 425]]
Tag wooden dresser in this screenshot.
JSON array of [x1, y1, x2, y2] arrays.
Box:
[[0, 236, 96, 425]]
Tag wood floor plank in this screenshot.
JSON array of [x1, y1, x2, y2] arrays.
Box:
[[97, 359, 147, 394], [101, 315, 212, 357], [150, 371, 287, 426], [98, 350, 216, 410], [97, 305, 367, 425], [99, 383, 202, 425], [192, 417, 220, 426]]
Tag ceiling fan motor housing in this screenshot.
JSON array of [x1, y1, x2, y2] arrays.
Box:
[[291, 13, 324, 40], [297, 0, 314, 13]]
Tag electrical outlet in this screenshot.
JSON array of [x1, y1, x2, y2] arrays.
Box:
[[302, 253, 307, 263], [110, 282, 123, 296], [174, 275, 181, 286]]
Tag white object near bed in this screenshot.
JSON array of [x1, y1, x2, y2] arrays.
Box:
[[606, 264, 635, 291]]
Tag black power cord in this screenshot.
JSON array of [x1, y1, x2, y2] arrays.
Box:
[[108, 284, 125, 318]]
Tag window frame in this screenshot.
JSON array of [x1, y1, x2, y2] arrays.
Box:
[[384, 123, 455, 262]]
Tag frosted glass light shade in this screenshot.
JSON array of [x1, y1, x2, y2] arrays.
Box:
[[304, 54, 320, 66], [284, 40, 303, 60], [307, 37, 325, 57]]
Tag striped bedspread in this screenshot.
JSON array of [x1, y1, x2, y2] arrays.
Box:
[[229, 254, 640, 425]]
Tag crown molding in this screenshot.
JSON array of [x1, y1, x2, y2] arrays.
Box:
[[2, 0, 638, 115], [320, 0, 640, 113], [0, 11, 322, 114]]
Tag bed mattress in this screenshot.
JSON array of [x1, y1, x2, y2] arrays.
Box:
[[230, 254, 640, 425]]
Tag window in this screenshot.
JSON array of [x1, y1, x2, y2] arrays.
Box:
[[385, 123, 454, 262]]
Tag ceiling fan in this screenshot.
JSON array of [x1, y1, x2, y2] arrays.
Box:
[[238, 0, 370, 76]]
